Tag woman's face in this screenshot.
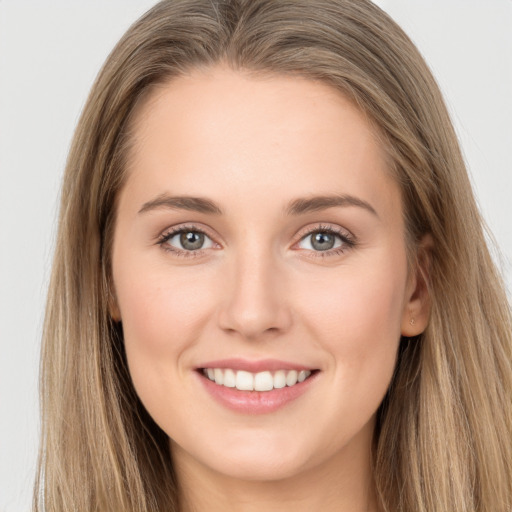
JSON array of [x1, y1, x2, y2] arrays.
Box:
[[111, 67, 427, 483]]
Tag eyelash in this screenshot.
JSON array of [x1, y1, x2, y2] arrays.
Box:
[[156, 223, 356, 259]]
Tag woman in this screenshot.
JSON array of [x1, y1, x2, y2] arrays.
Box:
[[34, 1, 512, 511]]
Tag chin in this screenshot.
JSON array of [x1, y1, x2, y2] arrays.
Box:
[[211, 453, 309, 482], [176, 431, 314, 483]]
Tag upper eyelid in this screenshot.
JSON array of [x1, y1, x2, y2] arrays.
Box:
[[158, 223, 217, 241], [294, 223, 355, 241]]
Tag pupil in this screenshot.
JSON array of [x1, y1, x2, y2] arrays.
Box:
[[180, 231, 204, 250], [311, 232, 334, 251]]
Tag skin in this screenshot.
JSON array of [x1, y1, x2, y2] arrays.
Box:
[[111, 66, 430, 512]]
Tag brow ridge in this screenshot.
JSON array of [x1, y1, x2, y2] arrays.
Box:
[[138, 193, 377, 218], [286, 194, 378, 217], [138, 194, 222, 215]]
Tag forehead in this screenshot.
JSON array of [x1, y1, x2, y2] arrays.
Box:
[[121, 66, 400, 222]]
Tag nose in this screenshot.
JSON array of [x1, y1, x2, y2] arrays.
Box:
[[217, 248, 293, 340]]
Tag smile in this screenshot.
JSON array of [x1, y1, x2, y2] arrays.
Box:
[[201, 368, 313, 392], [196, 359, 319, 414]]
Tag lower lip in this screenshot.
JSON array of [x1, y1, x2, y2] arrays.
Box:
[[196, 370, 318, 414]]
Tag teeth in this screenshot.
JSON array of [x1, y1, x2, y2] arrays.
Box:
[[254, 371, 273, 391], [236, 370, 254, 391], [202, 368, 312, 391], [214, 368, 224, 385], [223, 368, 236, 388], [273, 370, 286, 389], [286, 370, 298, 386]]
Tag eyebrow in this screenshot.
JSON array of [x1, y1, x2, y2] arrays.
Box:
[[286, 194, 379, 218], [138, 194, 223, 215], [138, 193, 378, 218]]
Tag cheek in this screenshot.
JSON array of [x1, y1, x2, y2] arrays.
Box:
[[113, 261, 220, 431], [112, 258, 219, 412], [304, 267, 404, 331], [116, 265, 212, 352], [295, 252, 407, 383]]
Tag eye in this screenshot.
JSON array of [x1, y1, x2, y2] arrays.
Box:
[[300, 231, 340, 251], [296, 226, 355, 254], [159, 227, 215, 252]]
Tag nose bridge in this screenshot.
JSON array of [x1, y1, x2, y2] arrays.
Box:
[[218, 242, 291, 339]]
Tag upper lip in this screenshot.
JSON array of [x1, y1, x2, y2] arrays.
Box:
[[196, 358, 316, 373]]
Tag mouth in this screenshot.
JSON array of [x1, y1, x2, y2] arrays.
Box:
[[195, 358, 320, 413], [199, 367, 317, 392]]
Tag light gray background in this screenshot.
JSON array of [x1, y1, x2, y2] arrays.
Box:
[[1, 1, 511, 510]]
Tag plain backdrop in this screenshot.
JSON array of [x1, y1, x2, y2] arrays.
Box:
[[0, 1, 511, 510]]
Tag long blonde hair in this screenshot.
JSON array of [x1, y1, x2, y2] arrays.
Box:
[[35, 1, 512, 511]]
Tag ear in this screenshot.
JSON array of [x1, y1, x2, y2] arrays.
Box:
[[401, 234, 433, 337], [107, 280, 122, 322]]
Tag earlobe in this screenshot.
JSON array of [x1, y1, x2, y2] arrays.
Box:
[[109, 301, 122, 323], [107, 283, 122, 322], [401, 234, 433, 337]]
